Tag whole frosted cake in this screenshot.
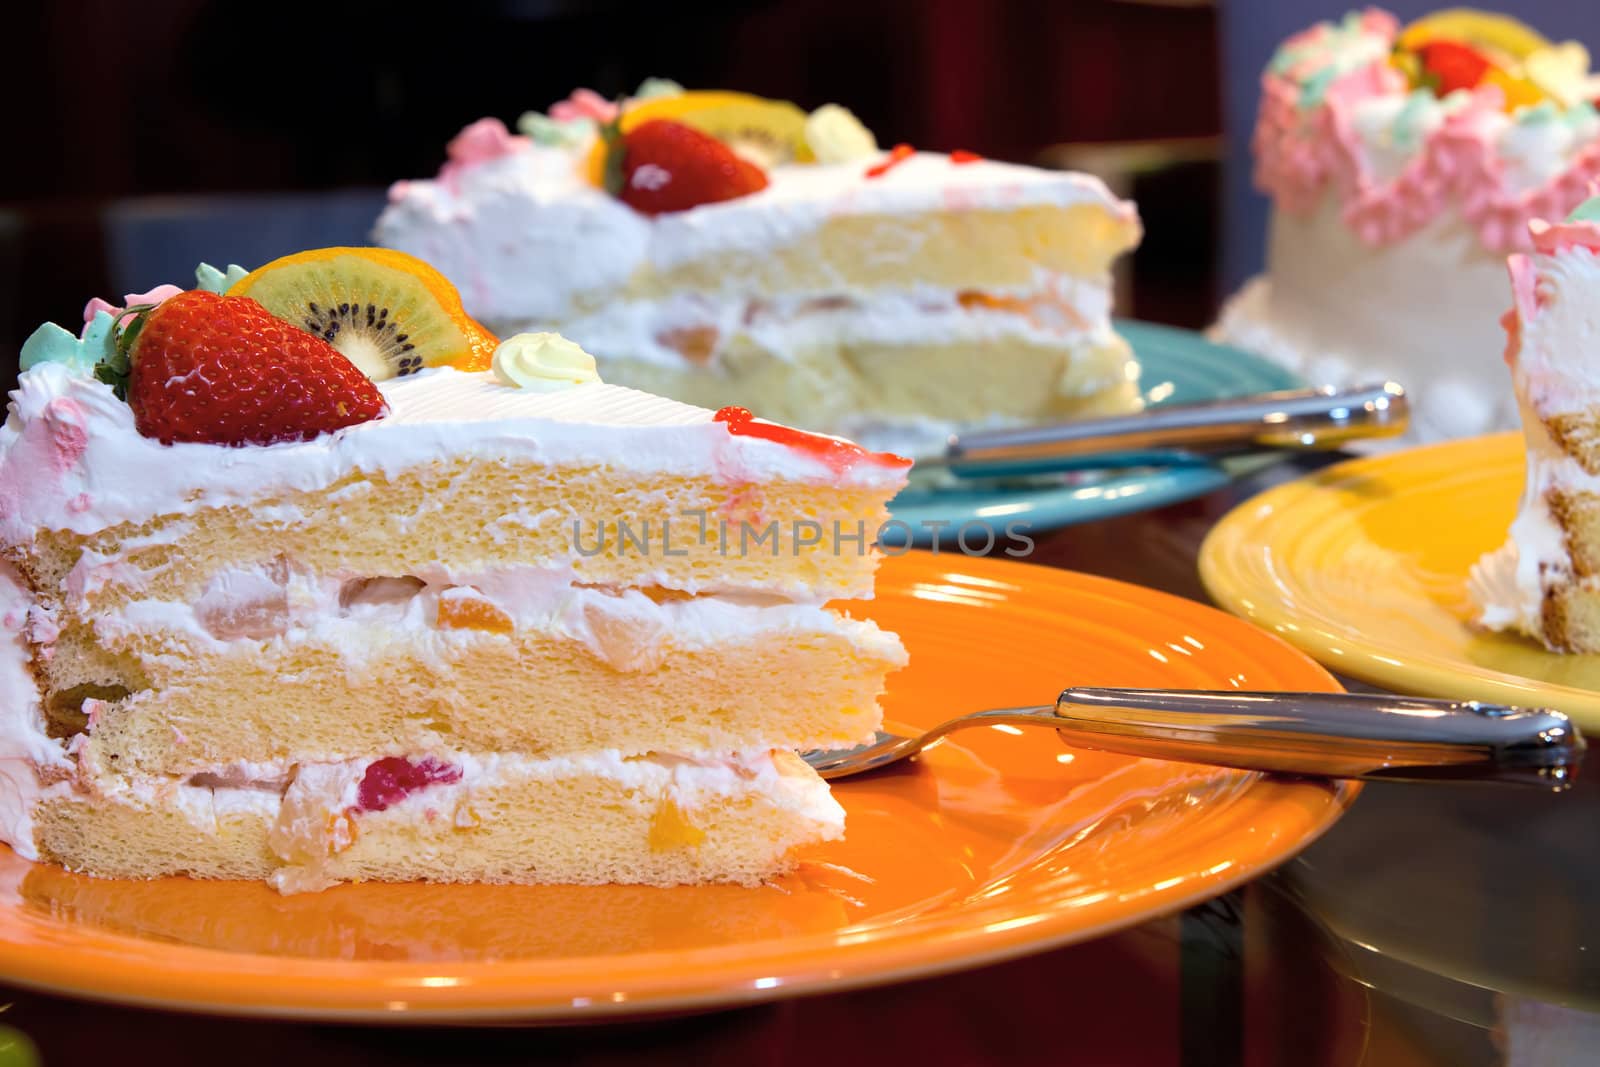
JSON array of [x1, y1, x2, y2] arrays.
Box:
[[375, 85, 1143, 453], [2, 246, 909, 892], [1215, 9, 1600, 442]]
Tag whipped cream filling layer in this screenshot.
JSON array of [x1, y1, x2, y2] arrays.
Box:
[[375, 146, 1134, 324], [85, 747, 843, 892], [0, 363, 906, 544], [515, 274, 1116, 370], [102, 748, 832, 827], [90, 561, 908, 673]]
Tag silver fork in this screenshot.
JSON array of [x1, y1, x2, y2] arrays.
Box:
[[801, 688, 1585, 788]]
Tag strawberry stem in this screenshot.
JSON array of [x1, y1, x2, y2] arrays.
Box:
[[92, 303, 155, 401]]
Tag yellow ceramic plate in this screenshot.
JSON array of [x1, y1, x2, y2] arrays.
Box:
[[1200, 432, 1600, 724], [0, 554, 1353, 1022]]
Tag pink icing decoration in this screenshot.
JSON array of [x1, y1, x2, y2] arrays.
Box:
[[1503, 253, 1536, 365], [82, 297, 118, 324], [550, 88, 618, 124], [437, 117, 531, 190], [1253, 13, 1600, 254], [125, 284, 184, 307], [1527, 216, 1600, 256], [0, 397, 89, 524], [81, 285, 183, 335], [447, 117, 529, 165], [40, 398, 89, 475], [1357, 8, 1394, 35]]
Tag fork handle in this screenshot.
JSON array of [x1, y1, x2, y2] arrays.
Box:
[[942, 382, 1408, 471], [1049, 688, 1584, 786]]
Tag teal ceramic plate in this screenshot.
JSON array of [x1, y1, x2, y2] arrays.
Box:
[[885, 320, 1305, 547]]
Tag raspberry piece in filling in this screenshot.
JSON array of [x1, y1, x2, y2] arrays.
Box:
[[356, 756, 463, 812]]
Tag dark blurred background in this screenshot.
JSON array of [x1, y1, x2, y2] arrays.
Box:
[[0, 0, 1229, 386], [8, 0, 1593, 392]]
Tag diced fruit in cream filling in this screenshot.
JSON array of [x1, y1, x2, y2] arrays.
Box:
[[649, 797, 707, 850], [356, 755, 464, 813], [338, 575, 427, 610], [194, 557, 291, 641], [434, 588, 516, 633]]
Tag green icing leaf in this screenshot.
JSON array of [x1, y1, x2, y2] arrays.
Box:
[[1390, 90, 1436, 151], [517, 110, 593, 147], [18, 322, 84, 373], [19, 310, 118, 376], [1567, 196, 1600, 224], [634, 77, 684, 100], [1516, 101, 1561, 127], [194, 262, 250, 294], [1300, 67, 1338, 109], [80, 311, 116, 365]]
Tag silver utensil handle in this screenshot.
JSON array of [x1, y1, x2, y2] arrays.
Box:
[[1050, 688, 1583, 786], [944, 382, 1408, 466]]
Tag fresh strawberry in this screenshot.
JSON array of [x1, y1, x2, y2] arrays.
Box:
[[1416, 40, 1494, 96], [104, 289, 386, 446], [609, 118, 769, 215]]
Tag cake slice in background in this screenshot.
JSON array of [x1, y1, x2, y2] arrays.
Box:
[[1471, 197, 1600, 651], [2, 249, 908, 892], [1214, 8, 1600, 443], [374, 86, 1143, 455]]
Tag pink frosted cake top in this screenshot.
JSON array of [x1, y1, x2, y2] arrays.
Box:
[[1255, 8, 1600, 252]]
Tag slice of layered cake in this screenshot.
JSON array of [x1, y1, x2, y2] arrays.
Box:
[[1471, 197, 1600, 652], [2, 248, 908, 892], [1215, 9, 1600, 442], [374, 86, 1143, 452]]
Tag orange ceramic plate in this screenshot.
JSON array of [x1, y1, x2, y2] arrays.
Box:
[[0, 554, 1354, 1022]]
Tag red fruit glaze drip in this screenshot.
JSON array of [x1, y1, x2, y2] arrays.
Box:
[[356, 756, 464, 813], [865, 143, 915, 179], [712, 406, 911, 474], [950, 150, 982, 164]]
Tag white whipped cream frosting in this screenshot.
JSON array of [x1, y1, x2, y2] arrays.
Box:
[[1468, 400, 1580, 640], [1470, 243, 1600, 639], [0, 361, 906, 545], [0, 562, 73, 860], [1213, 199, 1522, 443], [374, 144, 1134, 325]]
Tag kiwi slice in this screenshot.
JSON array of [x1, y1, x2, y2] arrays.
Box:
[[228, 248, 478, 381], [659, 95, 813, 166]]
